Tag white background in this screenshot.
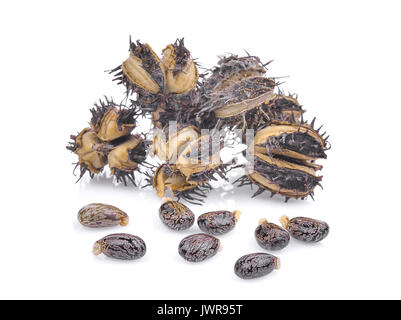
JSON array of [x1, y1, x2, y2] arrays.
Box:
[[1, 0, 400, 299]]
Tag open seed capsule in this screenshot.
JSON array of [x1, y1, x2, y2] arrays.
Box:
[[93, 233, 146, 260], [234, 253, 280, 280], [197, 210, 241, 235], [178, 233, 220, 262], [255, 219, 290, 250], [159, 198, 195, 231], [280, 215, 329, 242], [78, 203, 129, 228]]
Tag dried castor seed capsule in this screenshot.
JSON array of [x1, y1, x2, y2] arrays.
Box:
[[234, 253, 280, 280], [93, 233, 146, 260], [255, 219, 290, 250], [78, 203, 129, 228], [66, 128, 107, 179], [197, 210, 241, 235], [280, 215, 329, 242], [89, 98, 139, 142], [178, 233, 220, 262], [159, 198, 195, 231]]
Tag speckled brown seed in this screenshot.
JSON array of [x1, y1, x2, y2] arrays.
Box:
[[280, 215, 329, 242], [178, 233, 220, 262], [255, 218, 290, 250], [234, 253, 280, 279], [159, 198, 195, 231], [78, 203, 129, 228], [93, 233, 146, 260], [197, 210, 241, 235]]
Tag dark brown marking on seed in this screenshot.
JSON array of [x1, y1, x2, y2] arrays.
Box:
[[159, 200, 195, 231], [93, 233, 146, 260], [255, 219, 290, 250], [178, 233, 220, 262], [234, 253, 280, 279], [280, 216, 329, 242], [197, 210, 240, 235], [78, 203, 129, 228]]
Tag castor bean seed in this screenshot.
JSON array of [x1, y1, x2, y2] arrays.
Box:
[[255, 218, 290, 250], [178, 233, 220, 262], [234, 253, 280, 280], [159, 198, 195, 231], [93, 233, 146, 260], [197, 210, 241, 235], [78, 203, 129, 228], [280, 215, 329, 242]]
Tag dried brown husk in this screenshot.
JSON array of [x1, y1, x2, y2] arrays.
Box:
[[119, 41, 166, 94], [162, 39, 199, 94], [107, 135, 147, 185], [262, 94, 305, 121], [151, 125, 200, 162], [90, 103, 137, 142], [67, 128, 107, 178]]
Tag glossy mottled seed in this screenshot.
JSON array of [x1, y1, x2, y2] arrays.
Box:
[[234, 253, 280, 280], [93, 233, 146, 260], [280, 215, 329, 242], [178, 233, 220, 262], [197, 210, 241, 235], [78, 203, 129, 228], [255, 218, 290, 250], [159, 198, 195, 231]]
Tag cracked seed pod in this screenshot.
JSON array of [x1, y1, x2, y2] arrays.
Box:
[[236, 117, 330, 201], [202, 54, 268, 94], [197, 76, 275, 130], [175, 134, 223, 179], [107, 135, 148, 185], [111, 39, 166, 111], [262, 93, 305, 122], [90, 98, 139, 142], [66, 128, 107, 179], [152, 164, 211, 204], [162, 38, 199, 95], [151, 125, 200, 162]]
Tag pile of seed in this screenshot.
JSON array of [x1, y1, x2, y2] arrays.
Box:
[[79, 201, 329, 280]]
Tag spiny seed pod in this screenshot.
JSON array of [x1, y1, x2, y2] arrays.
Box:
[[93, 233, 146, 260], [255, 219, 290, 250], [78, 203, 129, 228], [262, 93, 305, 121], [202, 54, 268, 94], [112, 39, 165, 96], [159, 198, 195, 231], [280, 215, 329, 242], [89, 98, 139, 141], [107, 135, 148, 185], [162, 38, 199, 95], [151, 125, 200, 162], [178, 233, 220, 262], [234, 253, 280, 280], [197, 210, 241, 235], [66, 128, 107, 179], [198, 77, 275, 130], [236, 117, 329, 201], [151, 164, 211, 204]]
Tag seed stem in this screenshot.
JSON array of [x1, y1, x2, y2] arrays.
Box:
[[233, 210, 242, 222], [279, 215, 290, 230]]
